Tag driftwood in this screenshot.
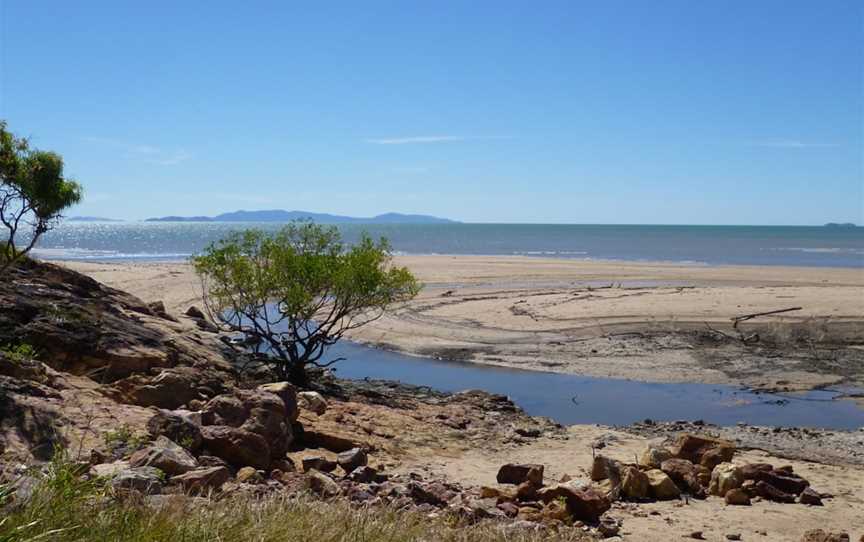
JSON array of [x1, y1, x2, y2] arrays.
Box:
[[731, 307, 802, 330]]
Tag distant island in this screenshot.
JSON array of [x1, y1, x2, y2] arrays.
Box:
[[824, 222, 858, 228], [145, 209, 458, 224], [65, 216, 124, 222]]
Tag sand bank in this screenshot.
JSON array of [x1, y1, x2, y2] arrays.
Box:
[[59, 255, 864, 392]]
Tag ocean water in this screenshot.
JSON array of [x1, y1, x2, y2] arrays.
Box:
[[34, 222, 864, 267]]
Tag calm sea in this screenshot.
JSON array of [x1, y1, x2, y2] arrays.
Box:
[[33, 222, 864, 268]]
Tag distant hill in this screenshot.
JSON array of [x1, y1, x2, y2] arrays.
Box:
[[824, 222, 858, 228], [145, 209, 457, 224], [65, 216, 124, 222]]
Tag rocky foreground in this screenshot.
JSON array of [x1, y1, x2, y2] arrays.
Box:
[[1, 260, 862, 541]]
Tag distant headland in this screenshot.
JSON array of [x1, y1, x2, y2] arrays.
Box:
[[824, 222, 858, 228], [144, 209, 458, 224], [65, 216, 125, 222]]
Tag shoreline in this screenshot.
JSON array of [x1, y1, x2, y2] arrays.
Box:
[[55, 255, 864, 395]]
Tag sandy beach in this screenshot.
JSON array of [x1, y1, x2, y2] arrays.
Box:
[[60, 255, 864, 393]]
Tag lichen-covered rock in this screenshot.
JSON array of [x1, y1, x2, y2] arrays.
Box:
[[307, 469, 341, 497], [129, 436, 197, 475], [646, 469, 681, 500], [111, 466, 163, 495], [639, 446, 673, 469], [146, 409, 203, 453], [201, 389, 294, 459], [620, 465, 650, 499], [590, 455, 622, 482], [708, 462, 743, 497]]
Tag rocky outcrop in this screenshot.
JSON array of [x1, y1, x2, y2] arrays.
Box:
[[200, 425, 271, 470]]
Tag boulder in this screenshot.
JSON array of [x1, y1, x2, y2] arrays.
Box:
[[337, 448, 367, 472], [646, 469, 680, 500], [129, 436, 198, 476], [708, 462, 743, 497], [671, 433, 735, 468], [497, 463, 544, 486], [111, 467, 163, 495], [724, 487, 751, 506], [91, 460, 131, 478], [543, 485, 610, 523], [798, 487, 824, 506], [639, 446, 673, 469], [754, 480, 797, 503], [297, 391, 328, 416], [661, 458, 705, 497], [590, 455, 622, 482], [257, 382, 299, 422], [146, 409, 203, 453], [200, 425, 271, 470], [185, 306, 207, 319], [754, 469, 810, 495], [112, 367, 226, 409], [302, 456, 337, 473], [620, 465, 650, 500], [307, 469, 341, 497], [202, 389, 294, 459], [739, 463, 773, 480], [170, 466, 231, 492]]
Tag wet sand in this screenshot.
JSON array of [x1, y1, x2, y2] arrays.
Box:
[[58, 255, 864, 392]]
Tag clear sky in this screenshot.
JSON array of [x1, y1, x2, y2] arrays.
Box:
[[1, 1, 861, 224]]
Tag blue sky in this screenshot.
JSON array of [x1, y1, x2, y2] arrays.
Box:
[[1, 0, 861, 224]]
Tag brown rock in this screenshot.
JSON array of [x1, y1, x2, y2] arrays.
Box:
[[724, 488, 751, 505], [800, 530, 851, 542], [672, 433, 735, 468], [171, 466, 231, 492], [538, 483, 610, 522], [798, 487, 823, 506], [754, 480, 796, 503], [740, 463, 773, 480], [200, 425, 270, 470], [297, 391, 328, 416], [497, 501, 519, 517], [257, 382, 299, 422], [754, 469, 809, 495], [660, 458, 705, 497], [497, 463, 544, 486], [347, 466, 378, 483], [302, 455, 337, 473], [515, 481, 539, 501]]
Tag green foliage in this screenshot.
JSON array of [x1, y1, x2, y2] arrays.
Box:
[[102, 424, 148, 451], [0, 455, 591, 542], [192, 221, 420, 383], [0, 120, 83, 272], [1, 343, 37, 363]]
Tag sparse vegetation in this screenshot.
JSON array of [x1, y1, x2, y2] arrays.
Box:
[[102, 425, 148, 452], [0, 456, 590, 542], [192, 221, 420, 384], [1, 343, 37, 363], [0, 120, 82, 273]]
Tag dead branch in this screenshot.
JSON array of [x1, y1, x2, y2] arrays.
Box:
[[731, 307, 802, 330]]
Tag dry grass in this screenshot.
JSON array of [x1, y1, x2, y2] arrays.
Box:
[[0, 457, 594, 542]]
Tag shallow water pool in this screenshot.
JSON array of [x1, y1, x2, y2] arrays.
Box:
[[326, 341, 864, 430]]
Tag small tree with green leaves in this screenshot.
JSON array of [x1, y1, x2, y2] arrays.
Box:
[[0, 121, 83, 273], [192, 221, 420, 383]]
